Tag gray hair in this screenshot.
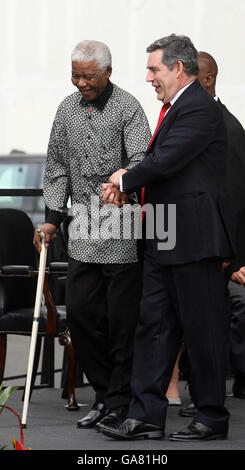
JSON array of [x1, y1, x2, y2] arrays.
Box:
[[71, 40, 112, 71], [147, 34, 199, 76]]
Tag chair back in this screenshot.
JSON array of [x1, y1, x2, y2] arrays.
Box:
[[0, 208, 37, 314]]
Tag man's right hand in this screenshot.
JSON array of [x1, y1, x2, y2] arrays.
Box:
[[101, 183, 129, 206], [231, 266, 245, 285], [33, 223, 57, 253]]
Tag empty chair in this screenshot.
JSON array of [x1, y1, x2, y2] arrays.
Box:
[[0, 208, 79, 410]]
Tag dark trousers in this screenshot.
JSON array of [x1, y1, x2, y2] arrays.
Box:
[[179, 280, 245, 395], [66, 257, 142, 409], [229, 280, 245, 375], [128, 249, 230, 432]]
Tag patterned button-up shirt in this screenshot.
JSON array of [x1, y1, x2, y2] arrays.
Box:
[[44, 81, 151, 263]]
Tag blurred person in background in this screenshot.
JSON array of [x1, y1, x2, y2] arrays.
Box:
[[179, 51, 245, 419]]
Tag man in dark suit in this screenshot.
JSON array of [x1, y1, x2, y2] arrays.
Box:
[[179, 52, 245, 418], [100, 34, 235, 441]]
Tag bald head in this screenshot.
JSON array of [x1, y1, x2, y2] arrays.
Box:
[[197, 51, 218, 97]]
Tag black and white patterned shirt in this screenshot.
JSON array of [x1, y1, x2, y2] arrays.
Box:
[[44, 81, 151, 263]]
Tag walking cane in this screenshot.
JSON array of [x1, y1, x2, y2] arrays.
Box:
[[21, 231, 47, 428]]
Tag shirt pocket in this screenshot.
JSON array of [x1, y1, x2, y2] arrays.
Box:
[[98, 123, 124, 175]]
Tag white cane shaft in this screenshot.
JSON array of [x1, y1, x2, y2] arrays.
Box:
[[21, 240, 47, 426]]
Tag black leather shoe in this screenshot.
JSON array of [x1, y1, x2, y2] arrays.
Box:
[[169, 420, 228, 441], [77, 402, 107, 429], [96, 405, 128, 432], [100, 417, 164, 440], [179, 402, 196, 417], [232, 379, 245, 399]]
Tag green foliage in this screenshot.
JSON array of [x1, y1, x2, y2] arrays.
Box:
[[0, 382, 18, 415], [0, 382, 18, 450]]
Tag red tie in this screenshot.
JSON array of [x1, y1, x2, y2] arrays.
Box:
[[141, 102, 171, 212]]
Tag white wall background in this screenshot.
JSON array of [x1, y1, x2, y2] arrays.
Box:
[[0, 0, 244, 154]]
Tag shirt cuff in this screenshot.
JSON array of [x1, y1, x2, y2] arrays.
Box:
[[119, 175, 124, 192], [46, 209, 64, 228]]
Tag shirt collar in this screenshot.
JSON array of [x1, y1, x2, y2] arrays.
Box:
[[80, 80, 113, 111], [169, 80, 195, 107]]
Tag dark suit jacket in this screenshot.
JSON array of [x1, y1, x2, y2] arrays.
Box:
[[217, 99, 245, 272], [123, 80, 235, 265]]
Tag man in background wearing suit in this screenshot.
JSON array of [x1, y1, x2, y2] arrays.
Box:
[[100, 34, 235, 442], [178, 52, 245, 418]]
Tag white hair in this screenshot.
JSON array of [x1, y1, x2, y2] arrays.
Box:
[[71, 40, 112, 71]]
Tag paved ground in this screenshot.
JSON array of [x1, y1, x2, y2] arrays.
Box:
[[1, 335, 244, 464], [1, 377, 245, 450], [0, 381, 244, 449]]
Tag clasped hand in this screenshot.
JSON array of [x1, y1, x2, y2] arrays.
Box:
[[101, 169, 128, 207], [231, 266, 245, 285]]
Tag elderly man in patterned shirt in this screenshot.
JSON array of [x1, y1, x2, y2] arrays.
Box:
[[33, 40, 151, 430]]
